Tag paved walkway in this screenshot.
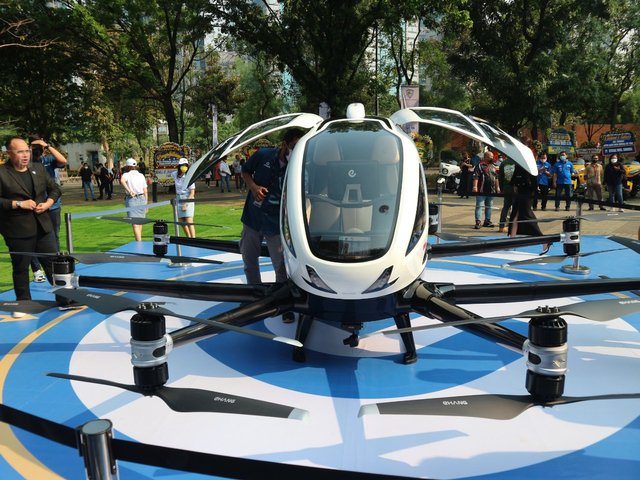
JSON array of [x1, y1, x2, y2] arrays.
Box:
[[60, 179, 640, 240]]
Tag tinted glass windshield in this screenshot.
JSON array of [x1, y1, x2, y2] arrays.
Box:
[[303, 121, 402, 262]]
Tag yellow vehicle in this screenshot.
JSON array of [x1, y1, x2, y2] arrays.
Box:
[[624, 160, 640, 198], [571, 158, 587, 197]]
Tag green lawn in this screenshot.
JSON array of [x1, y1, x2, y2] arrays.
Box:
[[0, 204, 244, 294]]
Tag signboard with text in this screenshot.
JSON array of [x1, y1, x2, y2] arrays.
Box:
[[150, 142, 191, 185], [548, 129, 576, 154], [602, 132, 636, 156]]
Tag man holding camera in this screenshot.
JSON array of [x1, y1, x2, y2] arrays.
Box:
[[27, 135, 67, 282]]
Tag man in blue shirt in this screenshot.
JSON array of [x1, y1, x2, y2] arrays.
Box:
[[28, 135, 68, 282], [240, 128, 305, 321], [552, 151, 574, 211], [534, 152, 551, 211]]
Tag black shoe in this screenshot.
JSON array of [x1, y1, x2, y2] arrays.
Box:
[[474, 221, 482, 230], [92, 198, 97, 201], [565, 207, 570, 211], [541, 207, 546, 211], [588, 207, 594, 210], [483, 220, 495, 228], [599, 207, 607, 211], [282, 312, 296, 324]]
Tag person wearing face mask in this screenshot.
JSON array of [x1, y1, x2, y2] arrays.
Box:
[[551, 151, 574, 211], [604, 155, 626, 211], [239, 128, 305, 323], [172, 157, 196, 237]]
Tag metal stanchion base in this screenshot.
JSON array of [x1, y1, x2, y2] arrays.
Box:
[[561, 264, 590, 275]]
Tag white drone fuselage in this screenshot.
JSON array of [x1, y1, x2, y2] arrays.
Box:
[[281, 113, 429, 302]]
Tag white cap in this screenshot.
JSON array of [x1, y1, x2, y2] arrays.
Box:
[[178, 157, 189, 165], [125, 158, 137, 167]]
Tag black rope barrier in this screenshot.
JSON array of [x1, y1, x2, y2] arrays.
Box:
[[0, 403, 425, 480]]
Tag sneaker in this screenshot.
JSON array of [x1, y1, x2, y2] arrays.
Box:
[[609, 207, 614, 212], [565, 207, 570, 211], [619, 208, 624, 212], [499, 227, 508, 233], [541, 207, 546, 211], [483, 220, 495, 228], [474, 220, 482, 230], [282, 312, 296, 324], [33, 270, 46, 283], [588, 207, 594, 211], [555, 207, 559, 211], [12, 311, 26, 319], [599, 207, 607, 211]]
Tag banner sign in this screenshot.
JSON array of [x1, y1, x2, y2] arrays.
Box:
[[150, 142, 191, 185], [400, 85, 420, 134], [548, 128, 575, 154], [602, 132, 636, 156], [576, 148, 602, 156]]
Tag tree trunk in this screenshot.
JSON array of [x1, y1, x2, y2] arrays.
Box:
[[162, 95, 179, 144], [100, 136, 112, 169]]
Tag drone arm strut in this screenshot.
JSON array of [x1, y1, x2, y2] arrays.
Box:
[[436, 277, 640, 304], [169, 237, 271, 257], [170, 283, 297, 348], [428, 234, 561, 259], [409, 281, 527, 352]]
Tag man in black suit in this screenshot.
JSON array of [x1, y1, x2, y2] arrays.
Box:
[[0, 136, 61, 304]]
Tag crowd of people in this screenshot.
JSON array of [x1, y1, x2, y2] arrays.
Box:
[[457, 140, 636, 244]]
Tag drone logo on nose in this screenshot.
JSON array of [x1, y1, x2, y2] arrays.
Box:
[[348, 169, 356, 178]]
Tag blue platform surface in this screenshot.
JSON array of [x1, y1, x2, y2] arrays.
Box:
[[0, 236, 639, 479]]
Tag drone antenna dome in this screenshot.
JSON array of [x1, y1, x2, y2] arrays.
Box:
[[346, 103, 365, 120]]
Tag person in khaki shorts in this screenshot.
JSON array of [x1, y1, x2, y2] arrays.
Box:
[[585, 155, 607, 211]]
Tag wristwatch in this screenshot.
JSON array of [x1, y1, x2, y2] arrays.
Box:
[[16, 201, 22, 209]]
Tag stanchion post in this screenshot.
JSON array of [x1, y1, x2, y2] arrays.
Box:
[[76, 419, 119, 480], [65, 212, 74, 253], [152, 181, 158, 203]]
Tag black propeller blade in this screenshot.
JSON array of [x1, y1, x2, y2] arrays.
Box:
[[512, 211, 640, 225], [361, 297, 640, 339], [502, 248, 626, 267], [53, 288, 302, 347], [46, 373, 309, 422], [98, 216, 232, 229], [607, 235, 640, 255], [358, 392, 640, 420], [0, 251, 222, 266], [0, 300, 60, 314]]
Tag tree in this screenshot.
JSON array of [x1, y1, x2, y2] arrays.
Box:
[[0, 2, 55, 49], [221, 0, 392, 116], [446, 0, 600, 135], [0, 37, 83, 142], [232, 54, 285, 129], [39, 0, 218, 143], [184, 51, 243, 149]]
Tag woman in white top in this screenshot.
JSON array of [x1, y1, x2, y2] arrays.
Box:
[[121, 158, 148, 241], [172, 158, 196, 237]]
